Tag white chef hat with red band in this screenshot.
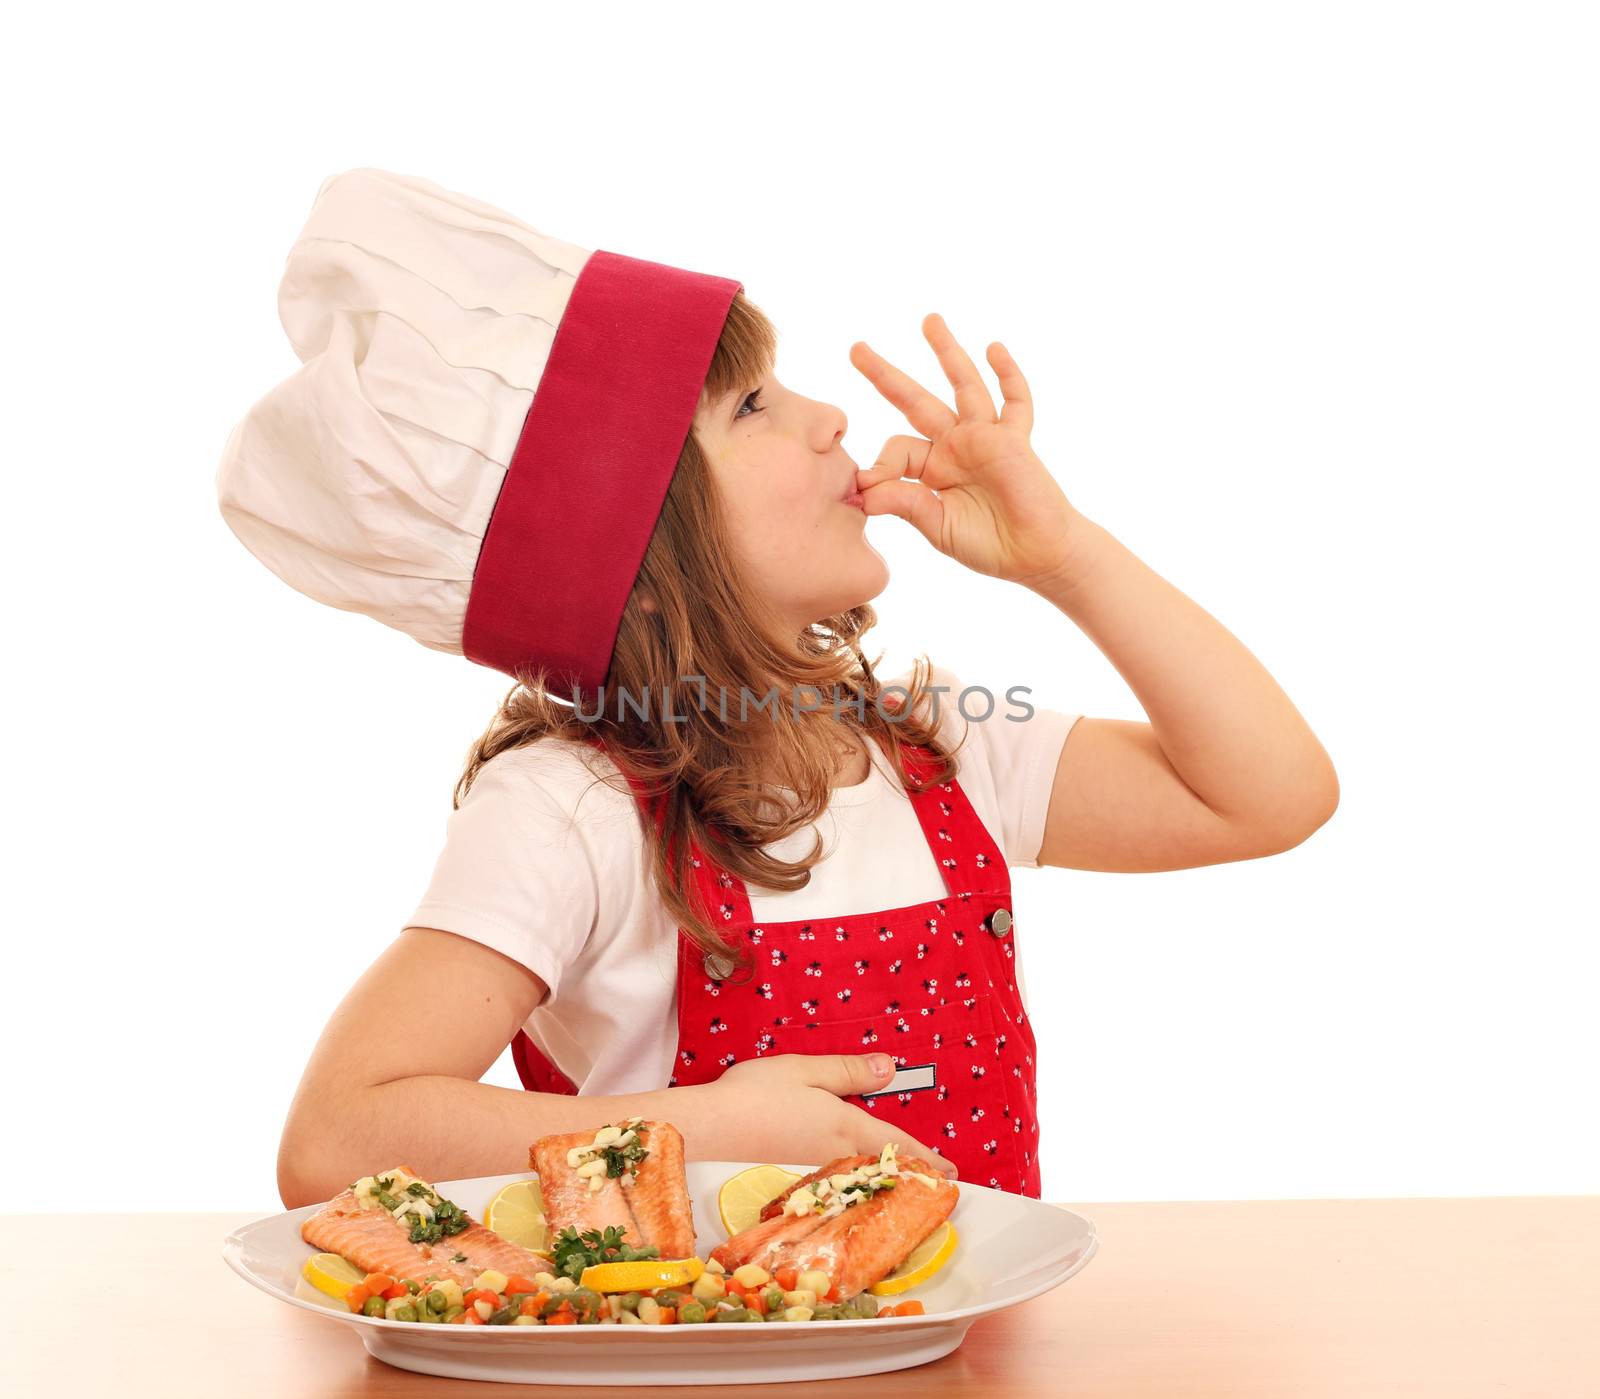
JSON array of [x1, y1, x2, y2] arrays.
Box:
[[216, 167, 742, 692]]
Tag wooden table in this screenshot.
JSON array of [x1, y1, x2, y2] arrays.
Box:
[[5, 1198, 1595, 1397]]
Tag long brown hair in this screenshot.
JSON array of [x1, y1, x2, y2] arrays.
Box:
[[455, 290, 961, 980]]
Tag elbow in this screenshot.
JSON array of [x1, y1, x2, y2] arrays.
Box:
[[1228, 761, 1339, 860], [1262, 762, 1341, 855]]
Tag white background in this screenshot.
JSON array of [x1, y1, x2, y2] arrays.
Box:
[[5, 1, 1595, 1211]]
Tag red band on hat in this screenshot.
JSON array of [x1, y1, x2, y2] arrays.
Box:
[[461, 249, 742, 690]]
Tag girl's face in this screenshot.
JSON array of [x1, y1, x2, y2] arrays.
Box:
[[694, 373, 889, 632]]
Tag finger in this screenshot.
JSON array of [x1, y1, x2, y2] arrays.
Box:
[[854, 435, 949, 493], [843, 1111, 959, 1180], [923, 312, 998, 424], [848, 340, 958, 442], [987, 340, 1034, 436], [786, 1051, 900, 1098], [859, 477, 945, 546]]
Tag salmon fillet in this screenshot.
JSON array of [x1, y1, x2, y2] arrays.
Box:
[[300, 1185, 551, 1287], [708, 1207, 833, 1275], [619, 1121, 696, 1259], [718, 1154, 958, 1298], [530, 1120, 696, 1260]]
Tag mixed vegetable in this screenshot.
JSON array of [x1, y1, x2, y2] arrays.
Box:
[[339, 1256, 927, 1325]]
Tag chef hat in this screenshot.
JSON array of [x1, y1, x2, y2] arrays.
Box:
[[216, 167, 742, 692]]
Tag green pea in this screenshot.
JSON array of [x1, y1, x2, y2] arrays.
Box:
[[677, 1301, 707, 1324], [617, 1292, 642, 1314], [425, 1290, 448, 1314], [362, 1295, 386, 1318], [569, 1288, 604, 1321], [654, 1289, 688, 1310], [392, 1303, 418, 1323]]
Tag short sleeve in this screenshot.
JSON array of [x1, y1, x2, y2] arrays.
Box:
[[402, 742, 614, 1002], [902, 664, 1082, 869]]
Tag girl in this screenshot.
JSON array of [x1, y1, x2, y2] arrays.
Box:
[[219, 170, 1337, 1210]]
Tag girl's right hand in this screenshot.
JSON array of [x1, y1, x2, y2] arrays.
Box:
[[700, 1053, 959, 1178]]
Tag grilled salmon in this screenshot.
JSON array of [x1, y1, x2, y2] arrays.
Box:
[[530, 1120, 696, 1260], [300, 1166, 552, 1287], [713, 1152, 957, 1298]]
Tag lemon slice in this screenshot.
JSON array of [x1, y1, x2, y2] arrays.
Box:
[[579, 1257, 705, 1293], [484, 1178, 549, 1253], [717, 1163, 805, 1236], [301, 1252, 367, 1302], [867, 1221, 958, 1296]]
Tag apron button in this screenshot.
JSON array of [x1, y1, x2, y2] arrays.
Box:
[[986, 908, 1013, 937], [703, 951, 737, 981]]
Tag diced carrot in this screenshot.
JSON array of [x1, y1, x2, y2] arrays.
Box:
[[519, 1296, 543, 1317], [658, 1308, 678, 1325], [893, 1299, 925, 1315], [824, 1283, 841, 1302], [345, 1284, 371, 1313], [363, 1273, 395, 1295], [504, 1275, 539, 1295], [745, 1291, 767, 1316], [546, 1309, 576, 1325], [775, 1267, 799, 1292], [464, 1288, 500, 1310], [382, 1283, 410, 1301], [463, 1308, 486, 1325]]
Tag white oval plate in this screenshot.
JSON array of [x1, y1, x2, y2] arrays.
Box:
[[224, 1161, 1098, 1386]]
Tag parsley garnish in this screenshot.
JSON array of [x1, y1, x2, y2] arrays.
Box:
[[550, 1225, 660, 1282]]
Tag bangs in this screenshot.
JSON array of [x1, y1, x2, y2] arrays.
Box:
[[701, 290, 779, 408]]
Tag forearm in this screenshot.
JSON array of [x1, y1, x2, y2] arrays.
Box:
[[278, 1074, 718, 1208], [1029, 511, 1338, 828]]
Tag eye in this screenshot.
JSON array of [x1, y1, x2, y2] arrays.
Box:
[[735, 388, 765, 420]]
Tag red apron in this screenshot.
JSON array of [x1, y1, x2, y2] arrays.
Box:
[[511, 731, 1042, 1195]]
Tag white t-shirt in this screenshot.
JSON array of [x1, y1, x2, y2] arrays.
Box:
[[403, 665, 1081, 1095]]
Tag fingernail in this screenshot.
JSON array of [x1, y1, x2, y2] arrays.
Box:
[[867, 1054, 893, 1077]]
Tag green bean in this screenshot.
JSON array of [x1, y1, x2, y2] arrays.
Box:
[[714, 1306, 751, 1322], [850, 1292, 879, 1317], [490, 1302, 521, 1326], [403, 1278, 421, 1295], [442, 1305, 466, 1323]]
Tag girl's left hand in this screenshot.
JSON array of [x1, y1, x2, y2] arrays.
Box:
[[849, 313, 1082, 589]]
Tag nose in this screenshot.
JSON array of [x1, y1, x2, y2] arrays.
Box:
[[818, 399, 847, 451]]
